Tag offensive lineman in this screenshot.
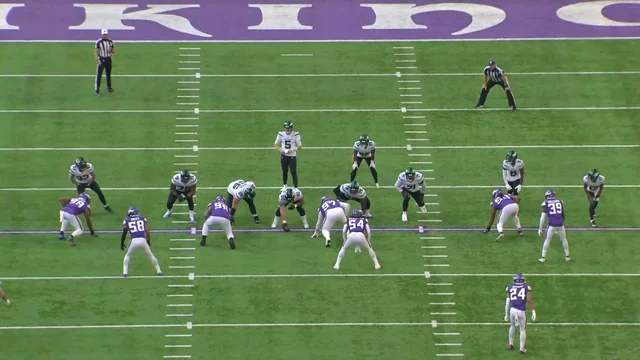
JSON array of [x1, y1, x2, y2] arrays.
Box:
[[484, 189, 523, 241], [538, 189, 571, 263], [163, 170, 197, 223], [333, 181, 372, 217], [271, 187, 309, 230], [312, 196, 350, 247], [59, 193, 98, 246], [583, 169, 604, 227], [274, 121, 302, 189], [201, 196, 236, 249], [505, 273, 536, 354], [226, 179, 260, 224], [351, 133, 380, 188], [502, 150, 524, 195], [334, 210, 381, 270], [69, 157, 112, 213], [121, 206, 163, 277], [395, 167, 427, 222]]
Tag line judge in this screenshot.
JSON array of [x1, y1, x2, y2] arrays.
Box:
[[94, 29, 116, 96]]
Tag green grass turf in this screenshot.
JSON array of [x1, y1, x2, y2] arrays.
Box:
[[0, 41, 639, 360]]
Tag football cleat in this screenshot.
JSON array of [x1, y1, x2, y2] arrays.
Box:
[[108, 88, 116, 93], [123, 274, 128, 278], [228, 237, 236, 250], [496, 232, 504, 241], [401, 212, 408, 222], [200, 238, 207, 246], [333, 265, 340, 270], [518, 230, 524, 236], [374, 264, 382, 270], [157, 272, 163, 276], [508, 345, 514, 351], [189, 215, 195, 224], [282, 223, 291, 232], [420, 206, 427, 213], [519, 349, 526, 355], [375, 183, 380, 189], [590, 220, 598, 228], [163, 211, 172, 219], [58, 232, 65, 240], [325, 239, 331, 248], [538, 257, 545, 263], [253, 216, 261, 224], [565, 256, 572, 262], [68, 235, 76, 247]]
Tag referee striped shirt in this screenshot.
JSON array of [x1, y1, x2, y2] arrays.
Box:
[[96, 38, 114, 58], [484, 66, 505, 83]]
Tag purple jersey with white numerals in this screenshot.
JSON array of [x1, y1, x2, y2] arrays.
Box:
[[319, 200, 340, 216], [542, 199, 565, 227], [492, 195, 516, 211], [506, 284, 531, 311], [208, 202, 231, 220], [62, 196, 89, 215], [123, 216, 147, 239], [347, 217, 368, 233]]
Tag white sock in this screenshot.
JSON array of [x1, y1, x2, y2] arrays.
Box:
[[508, 324, 515, 345], [334, 247, 346, 267], [202, 223, 209, 236], [71, 229, 83, 237], [520, 329, 527, 351], [513, 215, 522, 229], [165, 209, 172, 214], [189, 210, 195, 218], [301, 215, 308, 226], [367, 248, 380, 267], [321, 230, 331, 241], [272, 216, 280, 226], [541, 238, 551, 258], [561, 238, 570, 257], [497, 222, 504, 233], [150, 256, 162, 273], [123, 255, 130, 274]]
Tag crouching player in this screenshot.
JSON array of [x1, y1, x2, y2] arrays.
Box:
[[227, 179, 260, 224], [271, 187, 309, 230], [583, 169, 604, 227], [395, 167, 427, 222], [505, 273, 536, 354], [121, 207, 163, 278], [312, 196, 350, 247], [333, 181, 372, 217], [0, 280, 9, 305], [334, 210, 381, 270], [484, 189, 523, 241], [200, 196, 236, 249], [538, 189, 571, 263], [59, 193, 97, 246]]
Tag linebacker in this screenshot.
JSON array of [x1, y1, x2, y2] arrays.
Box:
[[395, 167, 427, 222], [583, 169, 604, 227], [274, 121, 302, 188], [226, 179, 260, 224], [475, 60, 517, 111], [538, 190, 571, 263], [271, 187, 309, 230], [333, 210, 381, 271], [121, 207, 163, 278], [502, 150, 524, 195], [163, 170, 197, 223], [333, 181, 372, 217], [351, 133, 379, 188], [69, 157, 112, 213]]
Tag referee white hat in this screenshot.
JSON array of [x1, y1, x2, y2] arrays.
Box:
[[101, 29, 108, 35]]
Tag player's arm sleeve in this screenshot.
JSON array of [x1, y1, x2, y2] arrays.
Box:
[[505, 297, 511, 318], [394, 177, 404, 192], [539, 212, 547, 229]]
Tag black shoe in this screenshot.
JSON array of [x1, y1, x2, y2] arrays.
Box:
[[475, 105, 483, 109], [108, 88, 116, 93], [518, 230, 523, 236], [95, 91, 100, 97], [253, 216, 261, 224], [200, 238, 206, 246], [68, 235, 76, 247], [512, 105, 517, 111], [325, 239, 331, 248], [590, 220, 598, 228], [228, 238, 236, 250], [104, 205, 113, 213]]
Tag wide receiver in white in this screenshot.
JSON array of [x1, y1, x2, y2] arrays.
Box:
[[334, 210, 381, 270], [312, 196, 350, 247], [502, 150, 524, 195], [272, 187, 309, 230]]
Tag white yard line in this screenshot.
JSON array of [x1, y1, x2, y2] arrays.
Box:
[[0, 145, 439, 151]]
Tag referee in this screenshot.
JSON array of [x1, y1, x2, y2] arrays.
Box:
[[95, 29, 116, 96], [475, 60, 517, 111]]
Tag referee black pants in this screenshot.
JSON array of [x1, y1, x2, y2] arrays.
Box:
[[281, 155, 298, 187], [95, 57, 113, 92], [476, 80, 516, 108]]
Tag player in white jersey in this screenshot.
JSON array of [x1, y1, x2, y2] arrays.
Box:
[[333, 181, 372, 217], [350, 133, 379, 188], [271, 187, 309, 230], [583, 169, 604, 227], [68, 157, 112, 212], [226, 179, 260, 224], [312, 196, 350, 247], [0, 280, 10, 305], [395, 167, 427, 222], [163, 170, 197, 223], [502, 150, 524, 195], [274, 121, 303, 189], [334, 210, 381, 270]]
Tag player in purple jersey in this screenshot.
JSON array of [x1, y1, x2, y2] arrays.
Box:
[[504, 273, 536, 354], [201, 196, 236, 249], [538, 190, 571, 263], [58, 193, 97, 246], [312, 196, 349, 247], [121, 207, 162, 278], [0, 281, 9, 305], [484, 189, 523, 241], [334, 210, 381, 270]]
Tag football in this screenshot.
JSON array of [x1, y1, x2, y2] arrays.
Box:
[[282, 223, 291, 232]]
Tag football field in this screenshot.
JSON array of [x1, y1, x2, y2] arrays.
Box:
[[1, 38, 640, 360]]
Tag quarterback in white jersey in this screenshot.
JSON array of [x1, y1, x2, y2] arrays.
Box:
[[502, 150, 524, 195], [333, 181, 372, 217], [312, 196, 350, 247], [163, 170, 197, 223], [68, 156, 112, 212], [583, 169, 604, 227], [334, 210, 381, 270], [274, 121, 302, 188], [351, 133, 379, 188], [395, 167, 427, 222], [0, 280, 10, 305], [226, 180, 260, 224], [271, 187, 309, 230]]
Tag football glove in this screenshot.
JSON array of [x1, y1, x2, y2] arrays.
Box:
[[483, 227, 491, 234], [504, 315, 509, 322], [282, 223, 291, 232], [311, 231, 318, 238], [90, 231, 98, 237], [531, 310, 537, 321], [120, 243, 126, 251], [178, 195, 186, 202], [287, 204, 296, 210], [352, 162, 358, 170], [369, 161, 376, 169], [505, 184, 512, 191], [230, 216, 235, 225], [515, 185, 522, 193], [538, 229, 543, 237]]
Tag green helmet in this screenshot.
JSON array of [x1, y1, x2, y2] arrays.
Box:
[[349, 181, 360, 194], [587, 169, 600, 182], [405, 167, 416, 181], [359, 133, 370, 147], [179, 169, 191, 182], [75, 157, 87, 170], [505, 150, 518, 164], [283, 121, 294, 134]]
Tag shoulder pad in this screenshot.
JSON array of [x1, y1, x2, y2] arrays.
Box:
[[369, 140, 376, 147], [582, 175, 589, 183], [599, 175, 605, 182], [293, 132, 300, 136], [398, 172, 406, 181], [415, 172, 424, 180], [353, 141, 360, 148], [516, 159, 524, 166]]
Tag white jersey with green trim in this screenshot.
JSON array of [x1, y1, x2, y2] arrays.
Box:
[[353, 140, 375, 158], [275, 131, 302, 157], [583, 175, 605, 194], [395, 171, 426, 193], [339, 183, 367, 200], [69, 163, 94, 184], [502, 159, 524, 182], [171, 173, 197, 193], [227, 180, 256, 199], [278, 187, 303, 206]]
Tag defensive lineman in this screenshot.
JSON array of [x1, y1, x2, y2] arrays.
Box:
[[274, 121, 302, 188], [312, 196, 350, 247], [226, 179, 260, 224], [163, 170, 197, 223], [351, 133, 380, 188], [583, 169, 604, 227], [505, 273, 536, 354], [502, 150, 524, 196], [484, 189, 523, 241], [69, 157, 112, 213], [121, 207, 163, 278], [538, 190, 571, 262], [333, 181, 372, 217], [59, 193, 98, 246], [201, 196, 236, 249], [395, 167, 427, 222], [272, 187, 309, 230], [0, 281, 10, 305], [334, 210, 381, 270]]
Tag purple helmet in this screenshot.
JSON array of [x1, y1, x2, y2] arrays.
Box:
[[545, 189, 556, 199], [351, 209, 364, 218], [492, 188, 504, 199], [513, 273, 525, 285], [127, 206, 139, 216], [215, 195, 225, 203], [320, 196, 331, 205], [79, 193, 91, 203]]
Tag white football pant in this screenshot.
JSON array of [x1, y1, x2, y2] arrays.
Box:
[[123, 238, 162, 275], [203, 216, 234, 240], [334, 232, 380, 269], [60, 210, 84, 237], [509, 307, 527, 351], [321, 208, 347, 240], [497, 203, 521, 233], [541, 225, 570, 258]]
